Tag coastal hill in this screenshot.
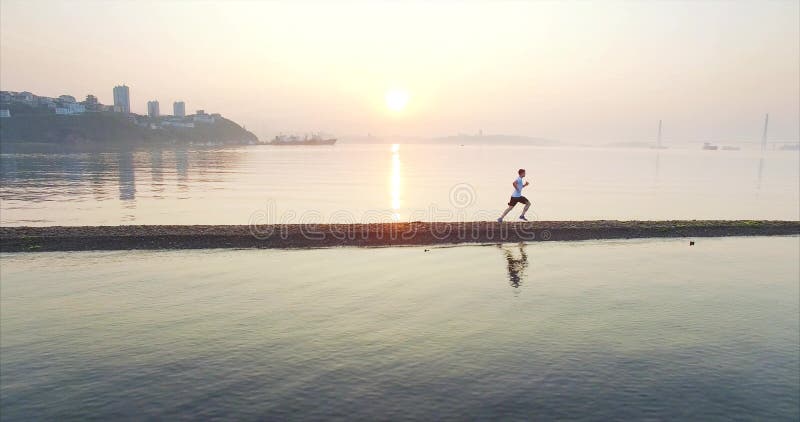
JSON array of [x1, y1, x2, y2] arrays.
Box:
[[0, 103, 258, 147]]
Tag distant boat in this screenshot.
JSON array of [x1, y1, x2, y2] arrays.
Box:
[[269, 133, 336, 146], [702, 142, 719, 151], [721, 145, 741, 151], [780, 144, 800, 151]]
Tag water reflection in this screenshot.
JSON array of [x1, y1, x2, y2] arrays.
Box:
[[118, 151, 136, 201], [87, 153, 110, 201], [175, 149, 189, 193], [2, 145, 798, 226], [0, 147, 243, 225], [64, 156, 83, 183], [0, 154, 18, 180], [500, 244, 529, 288], [149, 149, 165, 196], [654, 152, 661, 186], [390, 144, 401, 221], [757, 157, 764, 191]]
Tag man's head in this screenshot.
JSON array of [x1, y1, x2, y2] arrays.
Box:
[[518, 168, 526, 177]]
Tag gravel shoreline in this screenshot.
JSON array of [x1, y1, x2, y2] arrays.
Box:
[[1, 220, 798, 252]]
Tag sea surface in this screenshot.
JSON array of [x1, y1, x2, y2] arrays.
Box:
[[1, 144, 798, 225], [1, 236, 798, 420]]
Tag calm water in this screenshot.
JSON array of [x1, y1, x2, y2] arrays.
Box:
[[1, 236, 798, 420], [1, 144, 798, 225]]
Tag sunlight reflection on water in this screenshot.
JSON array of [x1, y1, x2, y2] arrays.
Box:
[[1, 144, 798, 225]]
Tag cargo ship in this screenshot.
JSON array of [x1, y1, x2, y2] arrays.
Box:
[[269, 134, 337, 146]]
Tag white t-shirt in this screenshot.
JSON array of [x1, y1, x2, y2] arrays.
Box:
[[512, 176, 524, 197]]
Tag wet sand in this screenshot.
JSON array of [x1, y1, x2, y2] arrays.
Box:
[[1, 220, 797, 252]]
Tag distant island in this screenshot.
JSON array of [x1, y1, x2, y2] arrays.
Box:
[[432, 133, 557, 146], [0, 89, 259, 149], [343, 132, 558, 145]]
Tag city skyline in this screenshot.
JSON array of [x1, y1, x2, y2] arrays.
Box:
[[2, 85, 192, 118]]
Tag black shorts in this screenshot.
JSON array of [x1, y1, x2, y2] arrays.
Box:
[[508, 196, 530, 206]]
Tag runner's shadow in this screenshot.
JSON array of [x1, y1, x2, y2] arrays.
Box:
[[499, 244, 529, 288]]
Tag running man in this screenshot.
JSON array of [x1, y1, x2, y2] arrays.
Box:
[[497, 168, 531, 222]]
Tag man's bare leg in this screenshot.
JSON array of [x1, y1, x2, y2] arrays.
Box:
[[498, 205, 514, 221], [520, 202, 531, 218]]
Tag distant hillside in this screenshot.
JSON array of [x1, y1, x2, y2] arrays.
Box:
[[0, 111, 258, 147], [338, 133, 558, 145], [603, 141, 655, 149], [431, 134, 557, 146]]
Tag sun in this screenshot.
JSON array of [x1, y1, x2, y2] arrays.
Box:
[[385, 89, 409, 112]]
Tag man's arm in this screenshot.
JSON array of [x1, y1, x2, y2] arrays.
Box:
[[524, 181, 530, 187], [513, 181, 519, 190]]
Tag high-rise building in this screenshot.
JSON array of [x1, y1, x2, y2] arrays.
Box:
[[147, 100, 160, 118], [113, 85, 130, 113], [173, 101, 186, 117]]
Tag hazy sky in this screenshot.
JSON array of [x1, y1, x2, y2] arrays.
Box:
[[1, 0, 798, 143]]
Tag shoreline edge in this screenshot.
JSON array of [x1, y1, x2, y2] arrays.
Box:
[[1, 220, 798, 252]]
